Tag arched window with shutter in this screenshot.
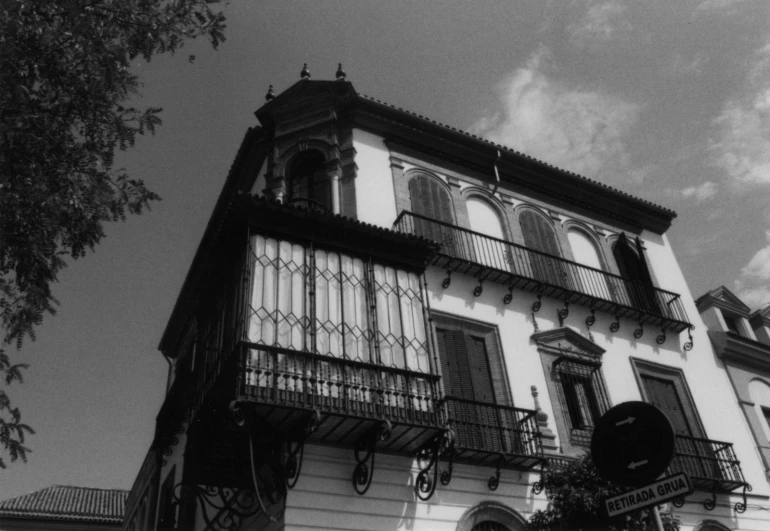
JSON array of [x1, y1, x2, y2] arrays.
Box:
[[408, 173, 456, 254], [612, 235, 658, 313], [519, 209, 568, 288]]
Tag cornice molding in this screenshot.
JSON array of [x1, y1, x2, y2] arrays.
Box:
[[531, 327, 605, 360], [709, 330, 770, 370], [696, 286, 751, 317]]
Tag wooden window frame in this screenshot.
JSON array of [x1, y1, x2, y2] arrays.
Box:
[[630, 358, 707, 438], [432, 312, 512, 407]]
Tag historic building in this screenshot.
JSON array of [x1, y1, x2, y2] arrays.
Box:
[[123, 68, 770, 530], [0, 485, 126, 530], [696, 287, 770, 487]]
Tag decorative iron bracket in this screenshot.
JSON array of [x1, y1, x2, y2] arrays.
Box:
[[532, 284, 544, 313], [415, 433, 447, 501], [656, 326, 667, 345], [352, 420, 392, 495], [610, 311, 621, 333], [585, 301, 596, 328], [230, 400, 287, 523], [557, 296, 570, 327], [440, 434, 455, 487], [171, 483, 261, 531], [683, 325, 695, 352], [285, 410, 322, 489], [703, 480, 718, 511], [488, 454, 505, 491], [672, 496, 685, 508], [442, 269, 452, 289], [634, 320, 644, 339], [473, 269, 487, 297], [735, 483, 752, 513], [503, 283, 515, 305]]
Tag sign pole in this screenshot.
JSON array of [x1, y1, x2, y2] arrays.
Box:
[[652, 505, 665, 531]]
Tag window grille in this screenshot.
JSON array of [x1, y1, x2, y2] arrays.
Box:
[[553, 357, 609, 433], [244, 234, 432, 410]]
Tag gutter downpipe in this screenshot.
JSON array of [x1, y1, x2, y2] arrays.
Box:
[[491, 149, 502, 195]]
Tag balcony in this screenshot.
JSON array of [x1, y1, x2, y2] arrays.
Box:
[[671, 435, 747, 492], [394, 211, 691, 333], [238, 342, 444, 453], [445, 397, 543, 471]]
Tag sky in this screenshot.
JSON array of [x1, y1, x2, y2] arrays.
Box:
[[3, 0, 770, 501]]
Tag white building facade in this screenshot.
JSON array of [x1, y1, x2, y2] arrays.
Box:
[[124, 74, 770, 531]]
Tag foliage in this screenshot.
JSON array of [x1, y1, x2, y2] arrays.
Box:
[[0, 0, 226, 466], [527, 454, 680, 531]]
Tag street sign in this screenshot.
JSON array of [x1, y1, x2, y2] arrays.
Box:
[[591, 401, 675, 487], [605, 472, 693, 518]]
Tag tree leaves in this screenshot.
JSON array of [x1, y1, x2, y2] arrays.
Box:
[[527, 454, 680, 531], [0, 0, 227, 467]]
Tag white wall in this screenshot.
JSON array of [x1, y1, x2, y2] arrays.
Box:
[[351, 129, 397, 228]]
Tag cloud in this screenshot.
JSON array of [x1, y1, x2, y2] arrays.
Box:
[[680, 181, 718, 202], [697, 0, 747, 11], [711, 43, 770, 186], [568, 1, 630, 48], [735, 230, 770, 309], [469, 49, 639, 180]]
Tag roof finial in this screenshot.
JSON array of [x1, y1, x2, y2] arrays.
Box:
[[300, 63, 310, 80], [335, 63, 346, 81], [265, 85, 275, 101]]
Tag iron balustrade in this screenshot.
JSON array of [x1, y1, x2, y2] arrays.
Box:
[[239, 342, 444, 428], [394, 211, 691, 331], [445, 396, 543, 466], [670, 434, 746, 491]]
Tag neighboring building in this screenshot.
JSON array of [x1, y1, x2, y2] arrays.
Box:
[[124, 69, 770, 530], [0, 485, 126, 530], [697, 287, 770, 485]]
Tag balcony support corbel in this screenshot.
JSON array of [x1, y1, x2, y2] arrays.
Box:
[[735, 483, 752, 513], [532, 284, 544, 313], [503, 282, 515, 305], [488, 453, 505, 490], [352, 420, 392, 495], [557, 296, 570, 327], [683, 325, 695, 352], [703, 480, 718, 511], [610, 311, 621, 333], [474, 272, 484, 297], [440, 435, 455, 487], [672, 496, 685, 508], [285, 410, 321, 490], [442, 269, 452, 289], [656, 325, 667, 345], [170, 483, 261, 531], [415, 432, 446, 501], [585, 300, 596, 328], [634, 319, 644, 339]]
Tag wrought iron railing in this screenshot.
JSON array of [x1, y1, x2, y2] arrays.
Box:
[[445, 396, 542, 459], [671, 435, 746, 490], [394, 211, 690, 329], [239, 342, 444, 427]]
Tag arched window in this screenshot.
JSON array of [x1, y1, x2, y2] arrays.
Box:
[[568, 228, 607, 299], [468, 197, 504, 239], [612, 235, 657, 312], [467, 197, 507, 269], [409, 174, 453, 223], [287, 151, 331, 211], [519, 210, 567, 287], [408, 174, 456, 254], [568, 229, 602, 269], [456, 502, 526, 531]]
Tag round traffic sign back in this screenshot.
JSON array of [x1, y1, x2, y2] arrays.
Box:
[[591, 401, 675, 487]]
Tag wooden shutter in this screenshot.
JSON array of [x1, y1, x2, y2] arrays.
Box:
[[409, 175, 452, 223], [437, 328, 473, 399], [641, 375, 693, 436], [467, 336, 494, 403], [520, 210, 559, 255]]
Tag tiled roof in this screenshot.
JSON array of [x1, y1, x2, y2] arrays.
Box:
[[0, 485, 127, 523], [358, 93, 677, 217]]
